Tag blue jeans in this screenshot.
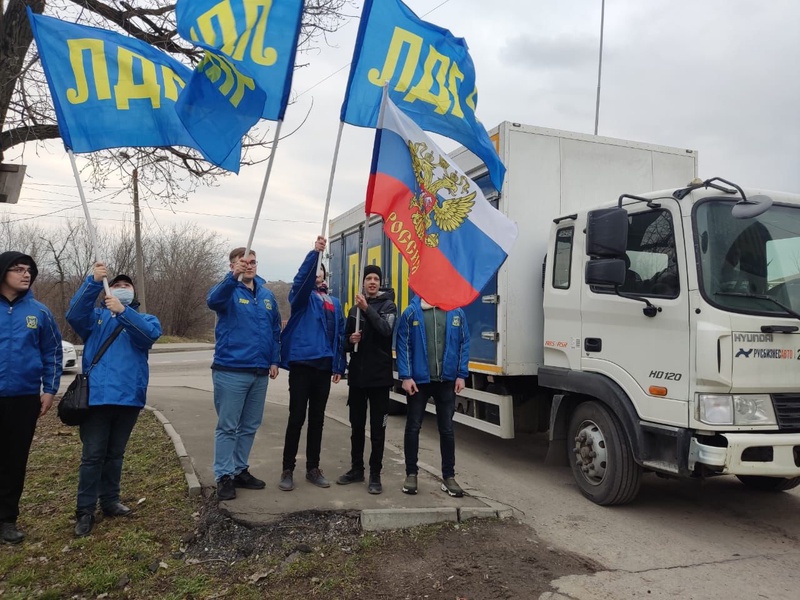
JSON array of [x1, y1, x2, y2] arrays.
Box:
[[404, 381, 456, 479], [212, 369, 269, 481], [77, 405, 140, 515]]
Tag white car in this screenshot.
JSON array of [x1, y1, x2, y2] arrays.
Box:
[[62, 340, 78, 373]]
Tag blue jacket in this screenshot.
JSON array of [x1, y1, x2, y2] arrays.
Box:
[[0, 289, 62, 397], [396, 297, 469, 384], [66, 276, 161, 408], [280, 250, 346, 374], [207, 272, 281, 371]]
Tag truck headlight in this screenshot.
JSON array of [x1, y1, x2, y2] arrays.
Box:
[[697, 394, 733, 425], [697, 394, 777, 426], [732, 394, 777, 425]]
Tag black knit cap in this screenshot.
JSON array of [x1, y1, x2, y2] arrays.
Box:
[[363, 264, 382, 282]]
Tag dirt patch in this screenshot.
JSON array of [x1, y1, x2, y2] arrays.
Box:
[[185, 498, 597, 599]]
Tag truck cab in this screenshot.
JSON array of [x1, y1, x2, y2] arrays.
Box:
[[542, 181, 800, 504]]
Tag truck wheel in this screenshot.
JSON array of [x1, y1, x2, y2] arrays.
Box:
[[568, 401, 642, 505], [736, 475, 800, 491]]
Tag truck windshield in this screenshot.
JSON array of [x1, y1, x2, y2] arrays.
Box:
[[695, 200, 800, 317]]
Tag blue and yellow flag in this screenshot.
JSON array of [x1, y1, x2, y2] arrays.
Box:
[[27, 9, 240, 172], [341, 0, 505, 191], [175, 0, 305, 122]]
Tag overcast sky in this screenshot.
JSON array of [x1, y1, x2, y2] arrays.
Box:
[[4, 0, 799, 282]]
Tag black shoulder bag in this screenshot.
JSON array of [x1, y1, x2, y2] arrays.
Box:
[[58, 325, 124, 426]]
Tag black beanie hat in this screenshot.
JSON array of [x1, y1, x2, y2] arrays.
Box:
[[363, 264, 382, 282]]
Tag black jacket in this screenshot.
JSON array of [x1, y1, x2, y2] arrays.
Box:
[[345, 289, 397, 388]]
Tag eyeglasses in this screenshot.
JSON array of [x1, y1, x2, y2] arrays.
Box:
[[7, 266, 32, 274]]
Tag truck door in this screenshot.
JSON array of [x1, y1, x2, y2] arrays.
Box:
[[580, 203, 691, 427]]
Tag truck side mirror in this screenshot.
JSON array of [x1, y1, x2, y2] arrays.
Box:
[[586, 208, 628, 257], [585, 258, 626, 286]]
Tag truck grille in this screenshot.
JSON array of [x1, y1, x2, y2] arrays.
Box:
[[773, 393, 800, 431]]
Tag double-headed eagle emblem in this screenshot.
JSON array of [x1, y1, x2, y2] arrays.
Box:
[[408, 141, 476, 248]]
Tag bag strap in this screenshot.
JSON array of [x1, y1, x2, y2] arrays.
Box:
[[85, 324, 125, 374]]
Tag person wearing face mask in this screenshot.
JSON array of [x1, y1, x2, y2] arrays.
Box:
[[278, 236, 346, 492], [0, 251, 63, 545], [65, 262, 161, 537]]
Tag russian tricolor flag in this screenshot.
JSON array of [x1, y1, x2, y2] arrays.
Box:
[[366, 97, 518, 310]]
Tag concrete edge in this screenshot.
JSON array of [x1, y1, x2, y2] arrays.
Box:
[[144, 406, 202, 498], [322, 404, 510, 529], [361, 506, 508, 531]]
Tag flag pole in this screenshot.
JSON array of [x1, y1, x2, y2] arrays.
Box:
[[594, 0, 605, 135], [316, 120, 345, 275], [240, 120, 283, 279], [354, 83, 390, 351], [68, 149, 111, 297]]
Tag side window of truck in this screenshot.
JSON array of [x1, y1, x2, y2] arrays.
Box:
[[593, 210, 680, 298], [553, 227, 574, 289]]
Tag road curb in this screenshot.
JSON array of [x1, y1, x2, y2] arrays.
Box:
[[325, 407, 509, 529], [145, 405, 202, 498]]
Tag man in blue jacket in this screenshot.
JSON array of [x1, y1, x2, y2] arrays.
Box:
[[0, 251, 62, 545], [279, 236, 346, 491], [207, 248, 281, 501], [396, 296, 470, 497], [66, 263, 161, 537]]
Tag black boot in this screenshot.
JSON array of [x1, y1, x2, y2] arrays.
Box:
[[336, 469, 365, 485], [1, 522, 25, 545], [74, 513, 95, 537], [368, 473, 382, 495]]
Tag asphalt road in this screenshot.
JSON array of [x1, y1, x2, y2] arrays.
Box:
[[148, 349, 800, 600]]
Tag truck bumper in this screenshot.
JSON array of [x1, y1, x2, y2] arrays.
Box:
[[689, 433, 800, 477]]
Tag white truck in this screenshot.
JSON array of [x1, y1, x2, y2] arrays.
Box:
[[328, 122, 800, 505]]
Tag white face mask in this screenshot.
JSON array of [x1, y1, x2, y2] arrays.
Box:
[[111, 288, 135, 306]]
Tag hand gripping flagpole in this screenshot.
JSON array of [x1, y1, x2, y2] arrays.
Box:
[[68, 149, 112, 297], [354, 83, 390, 352], [240, 121, 284, 281]]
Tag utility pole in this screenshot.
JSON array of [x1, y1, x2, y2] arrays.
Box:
[[594, 0, 605, 135], [131, 167, 147, 313]]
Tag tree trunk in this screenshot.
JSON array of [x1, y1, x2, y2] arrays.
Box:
[[0, 0, 46, 157]]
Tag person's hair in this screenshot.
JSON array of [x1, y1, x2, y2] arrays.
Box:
[[318, 263, 327, 279], [229, 247, 256, 262]]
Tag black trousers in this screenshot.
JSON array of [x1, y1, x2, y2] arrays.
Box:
[[282, 364, 332, 472], [347, 386, 389, 474], [0, 395, 41, 523]]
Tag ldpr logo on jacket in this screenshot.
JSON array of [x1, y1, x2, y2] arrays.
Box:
[[26, 315, 38, 329]]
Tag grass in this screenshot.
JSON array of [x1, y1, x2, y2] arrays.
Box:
[[0, 408, 401, 599], [0, 409, 201, 599], [155, 334, 214, 344], [0, 405, 537, 599]]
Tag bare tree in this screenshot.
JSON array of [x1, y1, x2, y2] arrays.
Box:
[[1, 0, 353, 201], [146, 221, 227, 338]]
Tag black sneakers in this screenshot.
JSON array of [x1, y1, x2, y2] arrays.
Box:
[[234, 469, 266, 489], [306, 468, 330, 488], [102, 502, 132, 517], [217, 475, 236, 501], [279, 469, 295, 491], [368, 474, 383, 495], [336, 469, 365, 485], [74, 513, 95, 537], [1, 522, 24, 545], [402, 474, 418, 495]]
